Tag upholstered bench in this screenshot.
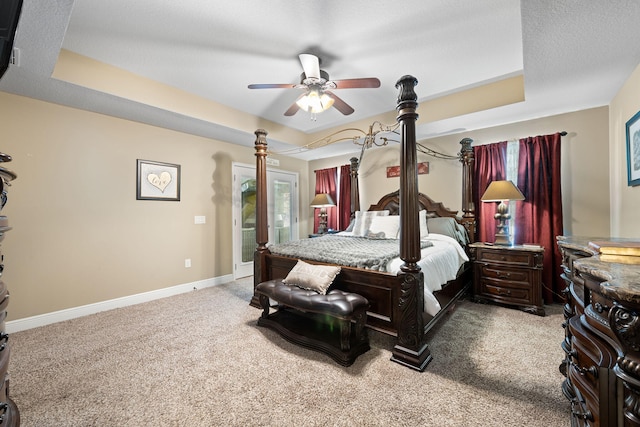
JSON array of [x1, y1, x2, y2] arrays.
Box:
[[255, 279, 370, 366]]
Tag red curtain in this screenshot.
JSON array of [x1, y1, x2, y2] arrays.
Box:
[[473, 142, 507, 243], [338, 164, 352, 230], [514, 133, 564, 303], [314, 168, 338, 233]]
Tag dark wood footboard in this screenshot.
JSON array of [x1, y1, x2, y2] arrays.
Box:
[[254, 251, 471, 338], [258, 253, 402, 335]]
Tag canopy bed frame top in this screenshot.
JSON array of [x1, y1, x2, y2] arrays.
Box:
[[249, 75, 476, 371]]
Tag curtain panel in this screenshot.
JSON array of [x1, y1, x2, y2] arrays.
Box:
[[515, 133, 564, 303], [314, 167, 338, 233], [473, 142, 507, 243]]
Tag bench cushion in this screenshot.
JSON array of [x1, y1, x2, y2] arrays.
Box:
[[256, 280, 368, 319]]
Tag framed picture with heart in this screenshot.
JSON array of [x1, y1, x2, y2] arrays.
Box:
[[136, 159, 181, 201]]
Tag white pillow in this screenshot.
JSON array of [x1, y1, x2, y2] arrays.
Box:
[[379, 211, 427, 238], [368, 215, 400, 239], [352, 210, 390, 236], [420, 210, 429, 239], [282, 260, 341, 295]]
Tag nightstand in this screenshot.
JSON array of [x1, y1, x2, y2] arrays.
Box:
[[469, 242, 545, 316]]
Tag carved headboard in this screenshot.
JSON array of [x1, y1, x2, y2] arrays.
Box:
[[367, 190, 459, 219], [367, 190, 474, 244]]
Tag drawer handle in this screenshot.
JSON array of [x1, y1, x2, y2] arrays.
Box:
[[0, 402, 7, 423], [571, 408, 593, 422], [497, 288, 511, 296], [594, 302, 610, 313], [496, 271, 511, 279], [570, 397, 594, 422], [500, 256, 507, 261], [0, 332, 7, 352], [570, 359, 598, 379]]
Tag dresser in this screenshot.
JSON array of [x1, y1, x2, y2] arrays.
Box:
[[557, 236, 640, 427], [469, 242, 545, 316], [0, 153, 18, 426]]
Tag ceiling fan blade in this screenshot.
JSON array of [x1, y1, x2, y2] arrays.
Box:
[[332, 78, 381, 89], [325, 91, 354, 115], [248, 83, 296, 89], [299, 54, 321, 79], [284, 99, 301, 116]]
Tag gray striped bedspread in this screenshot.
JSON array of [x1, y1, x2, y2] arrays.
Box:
[[268, 234, 432, 272]]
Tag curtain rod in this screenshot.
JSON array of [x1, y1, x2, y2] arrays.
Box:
[[518, 131, 567, 140]]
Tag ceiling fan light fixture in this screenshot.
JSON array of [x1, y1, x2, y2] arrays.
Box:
[[296, 90, 334, 114], [249, 53, 375, 117]]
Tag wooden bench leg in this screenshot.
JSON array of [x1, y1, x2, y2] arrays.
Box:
[[258, 294, 270, 318], [339, 318, 351, 351], [353, 309, 368, 344]]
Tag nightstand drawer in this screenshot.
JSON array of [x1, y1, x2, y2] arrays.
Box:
[[476, 248, 534, 267], [479, 264, 531, 284], [478, 281, 531, 303]]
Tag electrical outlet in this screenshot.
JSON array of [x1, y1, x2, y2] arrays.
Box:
[[194, 216, 206, 224], [185, 259, 191, 268]]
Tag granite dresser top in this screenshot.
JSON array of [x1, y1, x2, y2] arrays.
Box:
[[557, 236, 640, 304]]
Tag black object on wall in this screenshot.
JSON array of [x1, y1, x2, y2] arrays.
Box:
[[0, 0, 23, 80]]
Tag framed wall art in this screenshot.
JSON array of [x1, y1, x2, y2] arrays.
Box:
[[386, 162, 429, 178], [136, 159, 181, 201], [626, 110, 640, 186]]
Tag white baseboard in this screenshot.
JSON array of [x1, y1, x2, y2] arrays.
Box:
[[5, 274, 234, 334]]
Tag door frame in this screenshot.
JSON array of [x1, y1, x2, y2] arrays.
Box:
[[232, 162, 298, 279]]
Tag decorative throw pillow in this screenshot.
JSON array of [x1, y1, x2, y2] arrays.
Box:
[[368, 215, 400, 239], [427, 217, 469, 244], [352, 210, 390, 236], [283, 259, 341, 294]]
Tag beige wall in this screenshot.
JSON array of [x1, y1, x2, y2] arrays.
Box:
[[309, 107, 611, 238], [0, 72, 623, 322], [0, 92, 309, 320], [610, 63, 640, 238]]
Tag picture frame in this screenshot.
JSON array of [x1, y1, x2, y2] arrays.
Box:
[[136, 159, 181, 201], [626, 110, 640, 186], [386, 162, 429, 178]]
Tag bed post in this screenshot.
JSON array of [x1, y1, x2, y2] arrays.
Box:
[[349, 156, 360, 218], [390, 75, 432, 372], [459, 138, 476, 243], [250, 129, 269, 308]]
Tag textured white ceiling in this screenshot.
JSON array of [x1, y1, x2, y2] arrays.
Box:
[[2, 0, 640, 160]]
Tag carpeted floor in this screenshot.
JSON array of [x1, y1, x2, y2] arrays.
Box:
[[8, 277, 570, 426]]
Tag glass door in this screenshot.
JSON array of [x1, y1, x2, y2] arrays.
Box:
[[272, 178, 293, 244], [232, 163, 298, 279]]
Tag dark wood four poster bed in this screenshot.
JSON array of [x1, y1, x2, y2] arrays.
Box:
[[249, 75, 476, 371]]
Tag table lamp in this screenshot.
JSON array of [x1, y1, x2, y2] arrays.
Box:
[[310, 193, 335, 234], [480, 180, 525, 245]]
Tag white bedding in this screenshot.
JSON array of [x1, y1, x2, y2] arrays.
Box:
[[338, 231, 468, 316]]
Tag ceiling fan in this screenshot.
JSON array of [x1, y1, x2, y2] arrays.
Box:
[[248, 54, 380, 117]]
